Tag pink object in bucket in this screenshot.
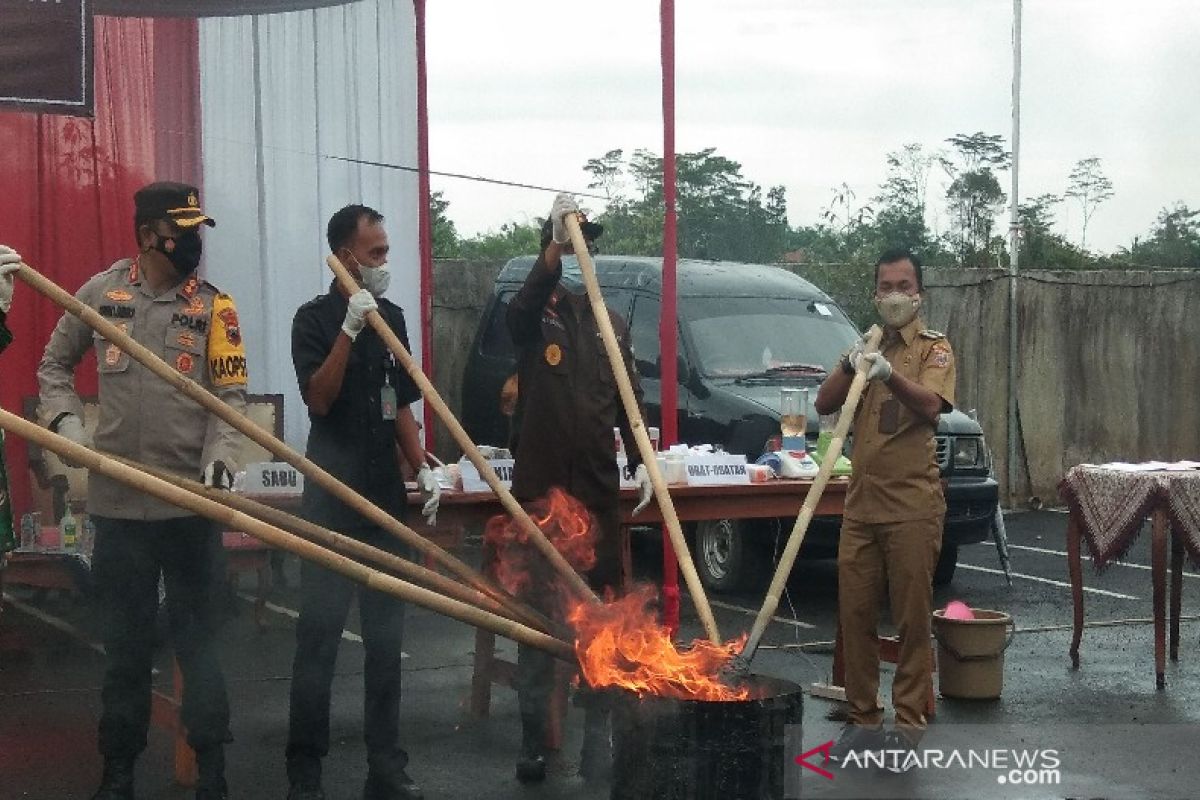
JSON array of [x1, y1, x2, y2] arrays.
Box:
[[943, 600, 975, 620]]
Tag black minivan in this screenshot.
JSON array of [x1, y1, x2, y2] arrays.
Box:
[[462, 255, 998, 590]]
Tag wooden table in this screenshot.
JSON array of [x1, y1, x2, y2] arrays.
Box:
[[1060, 465, 1200, 690]]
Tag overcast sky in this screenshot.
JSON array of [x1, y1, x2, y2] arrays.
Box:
[[425, 0, 1198, 255]]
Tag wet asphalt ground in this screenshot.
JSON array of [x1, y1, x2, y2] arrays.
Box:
[[2, 509, 1199, 799]]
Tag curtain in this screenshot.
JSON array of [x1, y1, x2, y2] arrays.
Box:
[[0, 16, 200, 518], [198, 0, 420, 450]]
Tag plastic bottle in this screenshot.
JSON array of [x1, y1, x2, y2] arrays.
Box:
[[61, 506, 78, 553]]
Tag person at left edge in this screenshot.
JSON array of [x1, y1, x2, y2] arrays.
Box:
[[285, 205, 435, 800], [1, 245, 23, 559], [37, 183, 247, 800]]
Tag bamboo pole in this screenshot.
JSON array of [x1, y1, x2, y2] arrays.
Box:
[[326, 255, 601, 606], [14, 263, 541, 631], [113, 455, 558, 635], [562, 214, 722, 645], [734, 325, 883, 669], [0, 408, 575, 661]]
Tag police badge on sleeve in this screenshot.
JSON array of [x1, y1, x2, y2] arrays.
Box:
[[208, 294, 248, 387]]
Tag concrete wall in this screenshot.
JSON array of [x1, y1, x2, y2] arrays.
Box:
[[922, 268, 1200, 503], [429, 259, 503, 463], [426, 260, 1200, 503]]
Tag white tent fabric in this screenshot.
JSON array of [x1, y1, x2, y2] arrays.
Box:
[[198, 0, 420, 451]]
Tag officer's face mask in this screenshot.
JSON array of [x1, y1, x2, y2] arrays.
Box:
[[874, 290, 921, 329], [558, 254, 587, 295], [346, 251, 391, 297], [152, 228, 203, 278]]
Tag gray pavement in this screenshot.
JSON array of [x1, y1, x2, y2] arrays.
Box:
[[2, 510, 1199, 799]]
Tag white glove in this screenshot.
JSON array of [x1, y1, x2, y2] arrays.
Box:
[[549, 193, 579, 245], [841, 334, 868, 375], [202, 460, 234, 490], [860, 352, 893, 382], [53, 414, 92, 468], [0, 245, 22, 314], [417, 465, 441, 526], [632, 463, 655, 516], [341, 289, 378, 342]]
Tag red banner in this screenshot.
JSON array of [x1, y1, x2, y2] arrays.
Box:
[[0, 0, 93, 116]]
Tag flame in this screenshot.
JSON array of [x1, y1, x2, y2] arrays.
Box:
[[484, 487, 597, 597], [568, 585, 750, 702]]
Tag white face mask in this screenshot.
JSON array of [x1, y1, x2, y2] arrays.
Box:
[[360, 265, 391, 297], [874, 291, 921, 329]]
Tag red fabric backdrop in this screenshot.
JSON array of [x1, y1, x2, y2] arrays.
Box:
[[0, 15, 200, 519]]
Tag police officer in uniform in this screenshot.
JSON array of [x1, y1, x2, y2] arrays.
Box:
[[38, 183, 248, 800], [285, 205, 436, 800], [507, 194, 654, 783], [815, 247, 956, 769]]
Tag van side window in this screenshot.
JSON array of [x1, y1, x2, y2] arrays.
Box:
[[629, 295, 661, 377], [479, 291, 514, 360]]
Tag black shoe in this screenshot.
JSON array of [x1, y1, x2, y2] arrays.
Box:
[[196, 745, 228, 800], [91, 757, 135, 800], [578, 708, 612, 782], [286, 782, 326, 800], [516, 712, 547, 784], [879, 730, 917, 774], [828, 724, 885, 766], [363, 768, 423, 800]]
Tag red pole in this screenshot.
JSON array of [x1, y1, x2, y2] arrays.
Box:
[[414, 0, 435, 452], [659, 0, 680, 636]]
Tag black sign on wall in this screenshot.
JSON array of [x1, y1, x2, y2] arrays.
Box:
[[0, 0, 93, 116]]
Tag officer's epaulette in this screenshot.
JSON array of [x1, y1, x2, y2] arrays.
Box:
[[919, 329, 946, 340]]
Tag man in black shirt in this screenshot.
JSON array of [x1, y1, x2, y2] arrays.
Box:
[[285, 205, 436, 800]]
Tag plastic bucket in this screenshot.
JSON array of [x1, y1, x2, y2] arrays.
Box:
[[931, 609, 1015, 700]]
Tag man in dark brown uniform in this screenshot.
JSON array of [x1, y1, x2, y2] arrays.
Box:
[[506, 193, 653, 783], [815, 247, 956, 770]]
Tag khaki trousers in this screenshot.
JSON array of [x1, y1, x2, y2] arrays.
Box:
[[837, 516, 941, 736]]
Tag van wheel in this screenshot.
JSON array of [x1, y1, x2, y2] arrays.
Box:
[[694, 519, 766, 594], [933, 544, 958, 586]]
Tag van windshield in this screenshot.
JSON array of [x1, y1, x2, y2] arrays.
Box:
[[683, 296, 860, 378]]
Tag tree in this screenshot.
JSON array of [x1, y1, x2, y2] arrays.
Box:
[[583, 149, 625, 201], [455, 221, 543, 261], [1065, 157, 1114, 251], [872, 143, 938, 254], [429, 191, 459, 258], [1017, 193, 1086, 268], [1129, 203, 1200, 268], [942, 132, 1010, 266]]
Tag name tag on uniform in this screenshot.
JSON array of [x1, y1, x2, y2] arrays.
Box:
[[380, 385, 397, 420]]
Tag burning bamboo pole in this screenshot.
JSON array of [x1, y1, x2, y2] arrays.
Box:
[[562, 213, 723, 645], [326, 255, 602, 607], [0, 408, 575, 661], [114, 455, 559, 635], [732, 325, 883, 670], [13, 263, 542, 632]]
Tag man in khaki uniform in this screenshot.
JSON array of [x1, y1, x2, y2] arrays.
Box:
[[38, 183, 247, 800], [815, 247, 955, 770]]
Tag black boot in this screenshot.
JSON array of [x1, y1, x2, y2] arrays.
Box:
[[195, 744, 228, 800], [363, 751, 423, 800], [515, 713, 547, 783], [579, 707, 612, 782], [90, 757, 135, 800]]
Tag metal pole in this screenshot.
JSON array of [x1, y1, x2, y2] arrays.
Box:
[[659, 0, 681, 635], [1007, 0, 1023, 506]]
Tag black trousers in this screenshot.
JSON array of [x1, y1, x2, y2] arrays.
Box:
[[91, 515, 230, 758], [286, 526, 408, 782], [516, 500, 620, 718]]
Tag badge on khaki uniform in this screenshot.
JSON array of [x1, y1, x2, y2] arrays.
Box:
[[929, 342, 953, 369], [545, 343, 562, 366], [176, 352, 194, 374], [207, 294, 248, 387]]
